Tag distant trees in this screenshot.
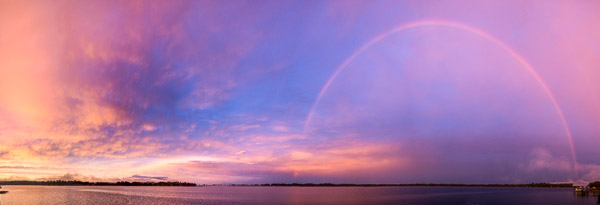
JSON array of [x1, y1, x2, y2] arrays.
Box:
[[0, 181, 584, 188], [0, 180, 196, 186], [225, 182, 575, 187], [589, 181, 600, 188], [523, 183, 573, 188], [115, 181, 197, 186]]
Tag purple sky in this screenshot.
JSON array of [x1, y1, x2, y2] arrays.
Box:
[[1, 0, 600, 184]]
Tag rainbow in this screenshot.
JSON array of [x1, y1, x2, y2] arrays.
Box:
[[304, 20, 578, 176]]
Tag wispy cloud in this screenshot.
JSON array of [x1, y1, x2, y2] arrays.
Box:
[[131, 175, 168, 181]]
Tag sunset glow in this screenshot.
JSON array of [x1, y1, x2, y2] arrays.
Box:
[[1, 0, 600, 184]]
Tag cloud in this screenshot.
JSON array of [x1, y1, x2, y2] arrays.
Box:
[[0, 166, 33, 169], [0, 175, 31, 181], [18, 173, 172, 182], [524, 147, 572, 172], [139, 134, 409, 184], [520, 147, 600, 183], [2, 0, 600, 185], [0, 0, 266, 163], [36, 173, 105, 182], [131, 175, 168, 181], [271, 125, 290, 132], [230, 125, 261, 132], [0, 151, 8, 159], [579, 164, 600, 182], [20, 135, 210, 160]]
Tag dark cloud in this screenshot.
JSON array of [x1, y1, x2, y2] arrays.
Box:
[[0, 151, 8, 159], [131, 175, 168, 181]]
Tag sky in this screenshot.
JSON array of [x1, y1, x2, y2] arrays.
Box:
[[1, 0, 600, 184]]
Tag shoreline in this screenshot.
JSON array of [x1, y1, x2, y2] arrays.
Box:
[[0, 181, 577, 188], [214, 183, 576, 188]]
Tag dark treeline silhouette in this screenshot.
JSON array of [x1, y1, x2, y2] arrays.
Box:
[[0, 181, 577, 188], [225, 182, 574, 188], [588, 181, 600, 188], [0, 180, 196, 186]]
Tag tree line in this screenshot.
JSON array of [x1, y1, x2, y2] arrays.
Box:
[[225, 182, 574, 187], [0, 180, 196, 186], [1, 181, 589, 188], [589, 181, 600, 188]]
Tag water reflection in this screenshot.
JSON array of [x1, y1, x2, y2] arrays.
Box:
[[0, 186, 597, 204], [574, 191, 600, 205]]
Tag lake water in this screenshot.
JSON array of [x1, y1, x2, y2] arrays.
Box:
[[0, 185, 597, 204]]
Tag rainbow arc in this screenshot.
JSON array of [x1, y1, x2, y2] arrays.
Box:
[[304, 20, 578, 177]]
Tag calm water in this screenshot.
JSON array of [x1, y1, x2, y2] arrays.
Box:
[[0, 186, 597, 204]]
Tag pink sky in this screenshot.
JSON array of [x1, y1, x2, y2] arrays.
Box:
[[1, 0, 600, 184]]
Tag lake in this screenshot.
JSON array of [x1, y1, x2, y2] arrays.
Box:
[[0, 185, 597, 204]]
